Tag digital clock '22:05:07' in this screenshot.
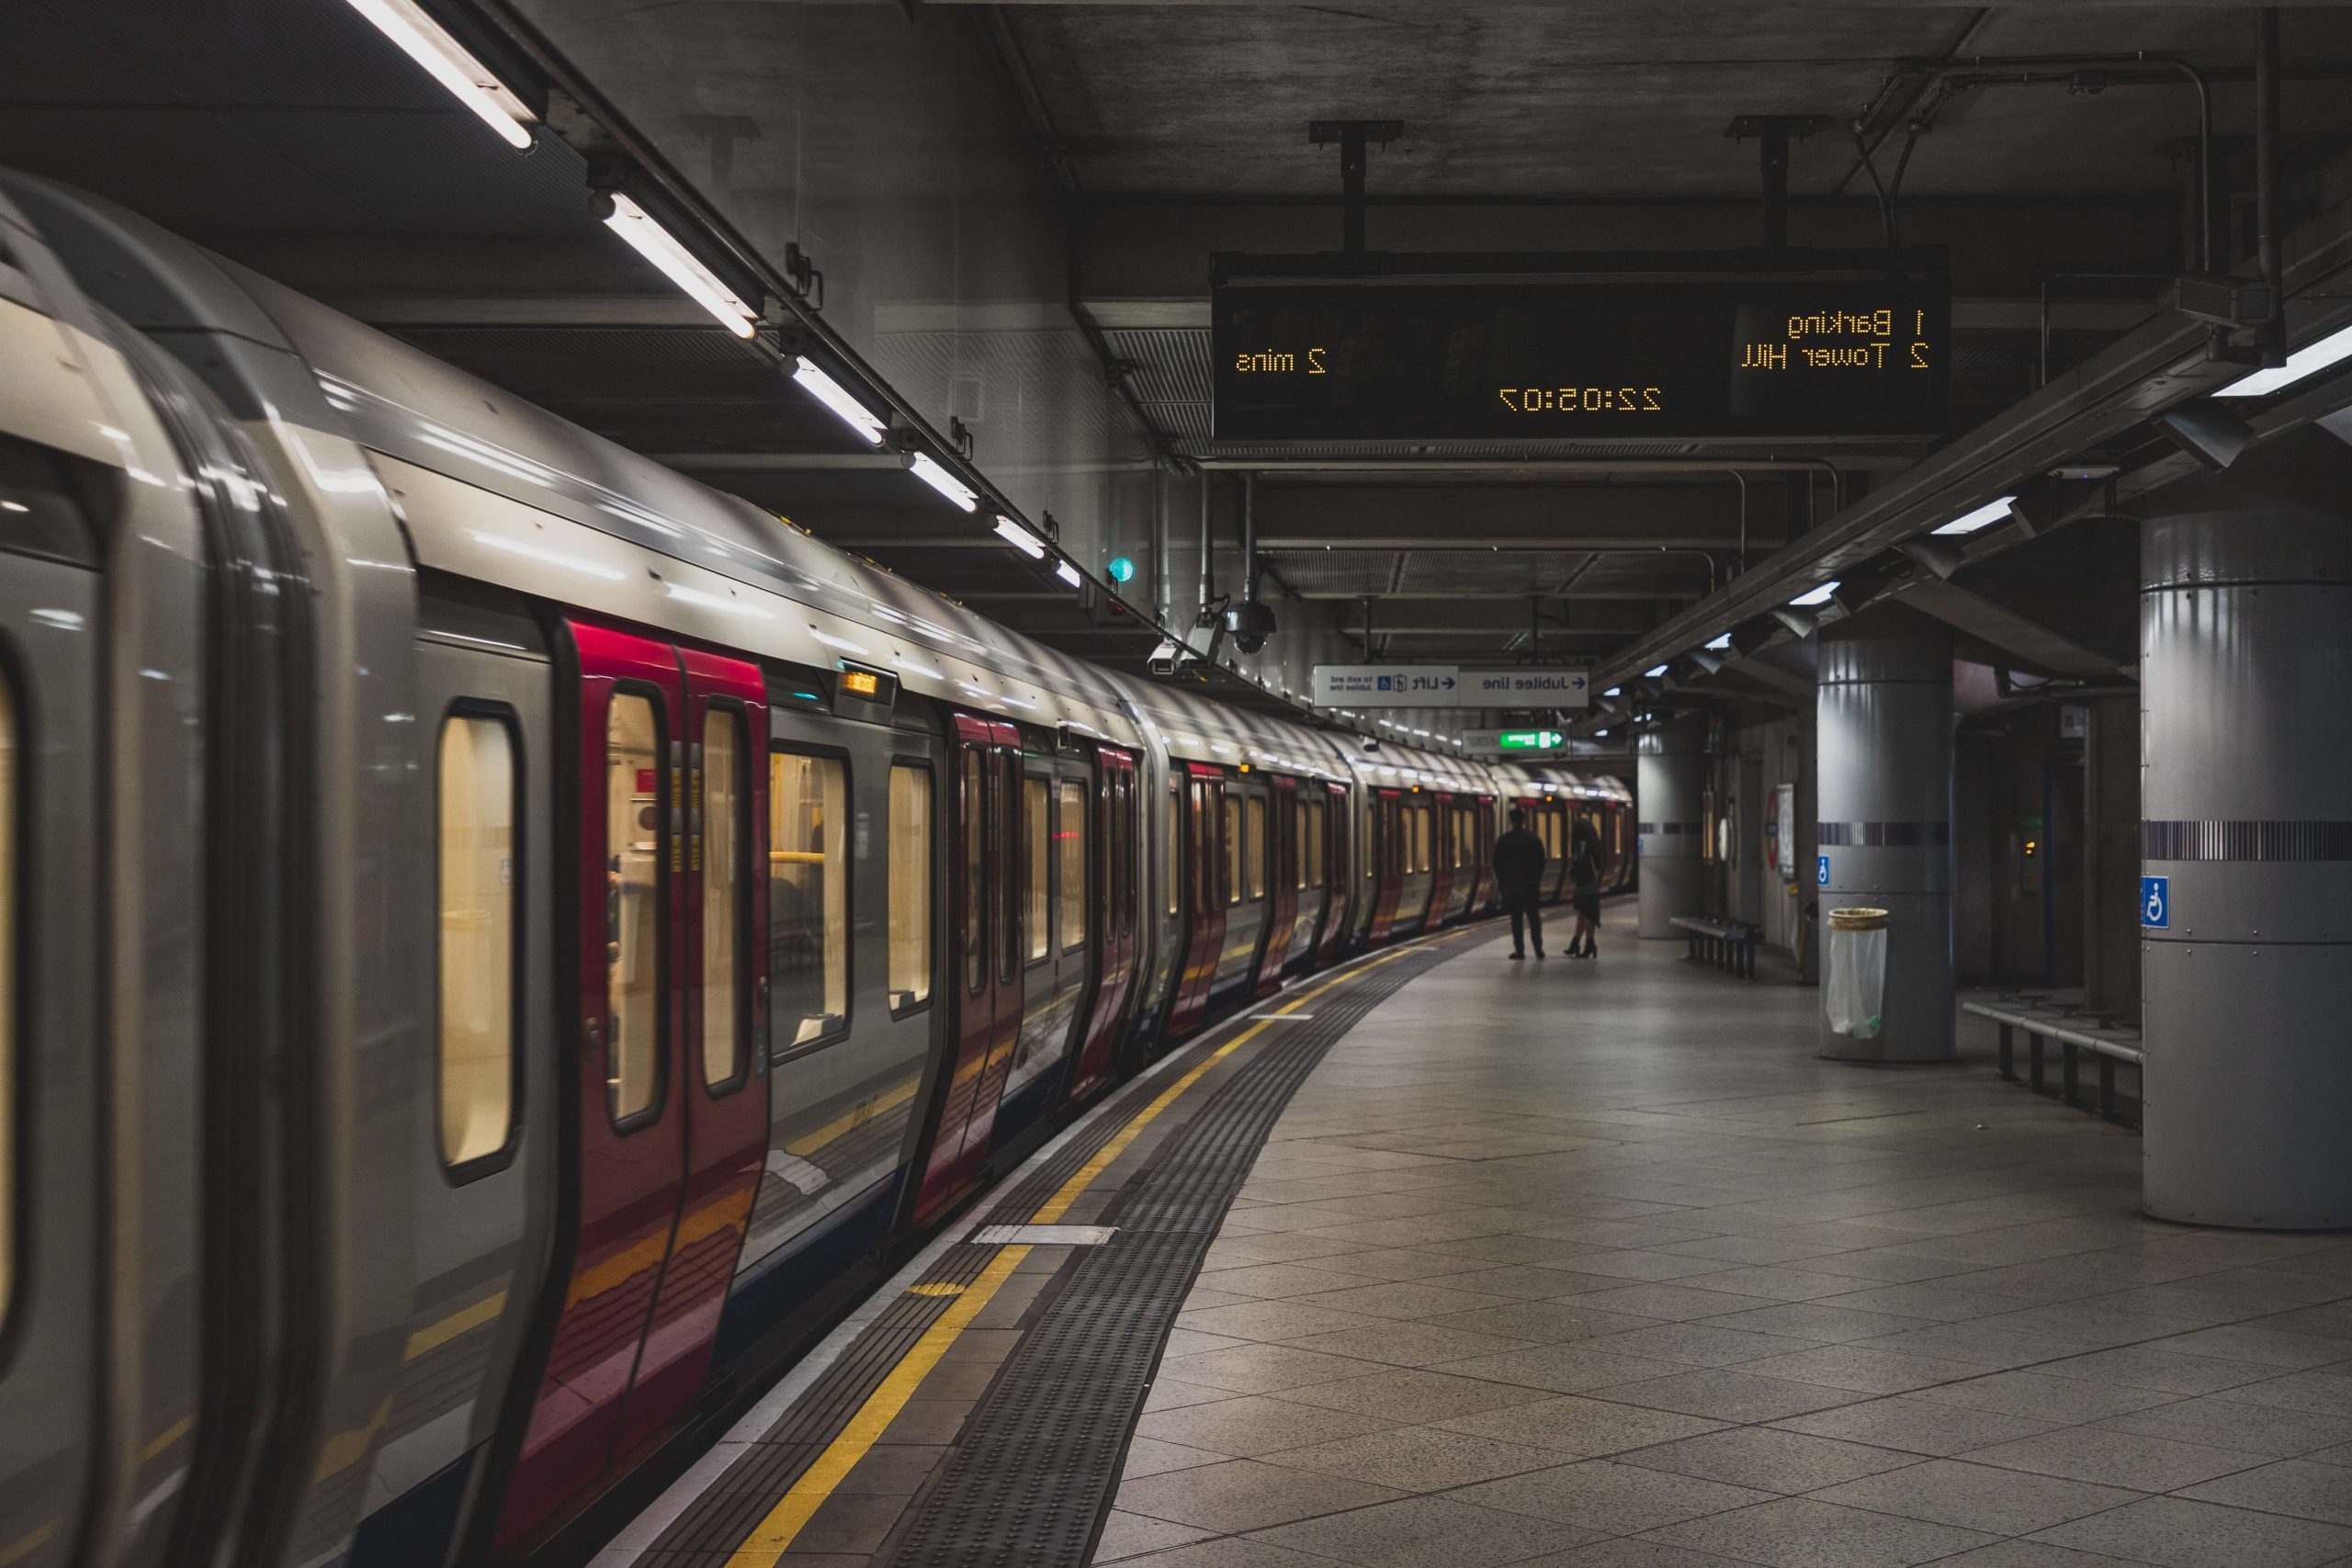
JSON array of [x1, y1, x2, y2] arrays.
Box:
[[1210, 267, 1951, 442]]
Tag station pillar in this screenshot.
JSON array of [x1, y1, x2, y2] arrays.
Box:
[[1636, 715, 1706, 938], [2143, 430, 2352, 1229], [1816, 607, 1954, 1063]]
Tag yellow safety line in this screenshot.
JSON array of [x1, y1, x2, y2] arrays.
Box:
[[720, 1245, 1033, 1568], [404, 1289, 508, 1361], [717, 931, 1454, 1566], [784, 1077, 920, 1157]]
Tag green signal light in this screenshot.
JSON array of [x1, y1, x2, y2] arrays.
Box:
[[1106, 556, 1136, 584], [1497, 729, 1566, 751]]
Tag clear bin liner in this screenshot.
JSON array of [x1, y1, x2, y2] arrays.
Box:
[[1826, 909, 1888, 1040]]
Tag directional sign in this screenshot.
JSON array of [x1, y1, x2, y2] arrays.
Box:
[[1464, 668, 1590, 709], [1461, 728, 1568, 754], [2141, 875, 2170, 930], [1312, 663, 1590, 710]]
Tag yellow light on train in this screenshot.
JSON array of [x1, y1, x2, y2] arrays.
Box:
[[840, 670, 880, 698]]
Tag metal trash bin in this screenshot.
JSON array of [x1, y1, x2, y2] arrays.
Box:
[[1825, 907, 1889, 1041]]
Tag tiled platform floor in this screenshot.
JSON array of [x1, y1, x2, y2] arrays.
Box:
[[1100, 913, 2352, 1568]]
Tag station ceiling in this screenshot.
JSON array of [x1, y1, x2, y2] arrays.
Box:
[[8, 1, 2352, 723]]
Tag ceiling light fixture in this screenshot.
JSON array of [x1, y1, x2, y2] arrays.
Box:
[[1704, 632, 1733, 651], [1932, 495, 2017, 536], [2214, 321, 2352, 400], [793, 356, 887, 445], [993, 514, 1046, 558], [908, 453, 977, 512], [1788, 581, 1840, 607], [602, 193, 757, 338], [1644, 663, 1670, 678], [344, 0, 535, 149], [1054, 559, 1083, 589]]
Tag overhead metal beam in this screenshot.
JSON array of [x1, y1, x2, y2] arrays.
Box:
[[1892, 579, 2130, 679]]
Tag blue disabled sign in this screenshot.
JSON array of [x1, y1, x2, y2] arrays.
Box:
[[1817, 853, 1831, 887], [2141, 874, 2170, 930]]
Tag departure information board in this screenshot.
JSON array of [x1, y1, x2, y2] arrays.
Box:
[[1211, 253, 1950, 442]]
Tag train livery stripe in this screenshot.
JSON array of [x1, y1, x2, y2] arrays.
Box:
[[718, 1245, 1035, 1568]]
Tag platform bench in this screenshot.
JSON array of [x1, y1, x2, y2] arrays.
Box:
[[1668, 915, 1758, 979], [1962, 998, 2143, 1124]]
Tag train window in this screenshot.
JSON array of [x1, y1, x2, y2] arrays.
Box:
[[888, 765, 933, 1010], [1165, 784, 1180, 917], [1000, 752, 1021, 986], [1244, 797, 1267, 901], [1057, 780, 1085, 953], [1024, 778, 1050, 963], [701, 708, 749, 1089], [1414, 805, 1433, 874], [605, 692, 662, 1124], [770, 750, 847, 1046], [1232, 799, 1250, 907], [1293, 801, 1308, 890], [437, 711, 518, 1168], [964, 754, 987, 995], [1306, 799, 1325, 888]]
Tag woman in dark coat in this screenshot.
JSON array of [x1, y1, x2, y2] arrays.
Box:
[[1567, 820, 1603, 960], [1492, 807, 1548, 960]]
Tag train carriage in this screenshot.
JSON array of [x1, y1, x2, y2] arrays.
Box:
[[0, 174, 1621, 1568]]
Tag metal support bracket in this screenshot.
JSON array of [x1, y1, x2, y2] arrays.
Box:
[[1308, 118, 1403, 254]]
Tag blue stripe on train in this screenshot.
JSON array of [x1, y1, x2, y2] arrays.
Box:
[[713, 1171, 901, 1368]]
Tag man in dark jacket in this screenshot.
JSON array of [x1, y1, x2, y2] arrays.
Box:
[[1493, 808, 1549, 960]]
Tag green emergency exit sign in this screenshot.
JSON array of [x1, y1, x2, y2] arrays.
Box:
[[1497, 729, 1566, 751]]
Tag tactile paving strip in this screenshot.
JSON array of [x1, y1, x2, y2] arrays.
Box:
[[641, 989, 1309, 1558], [880, 943, 1460, 1567]]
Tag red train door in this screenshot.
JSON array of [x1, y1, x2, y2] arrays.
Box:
[[499, 619, 768, 1550], [1166, 763, 1227, 1035], [911, 716, 1023, 1222], [1316, 782, 1351, 963], [1066, 747, 1138, 1100], [1367, 790, 1406, 942], [1253, 774, 1299, 996], [1425, 790, 1457, 925], [611, 647, 771, 1457]]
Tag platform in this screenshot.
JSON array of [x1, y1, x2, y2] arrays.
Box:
[[606, 915, 2352, 1568]]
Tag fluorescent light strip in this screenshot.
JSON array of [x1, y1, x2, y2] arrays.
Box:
[[1054, 559, 1083, 588], [994, 515, 1046, 558], [345, 0, 534, 149], [1704, 633, 1733, 650], [792, 357, 887, 445], [1789, 580, 1840, 607], [2215, 321, 2352, 399], [908, 453, 977, 512], [602, 193, 758, 339], [1644, 663, 1670, 678], [1933, 495, 2016, 536]]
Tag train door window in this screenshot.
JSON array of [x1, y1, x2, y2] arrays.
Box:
[[964, 754, 988, 994], [1222, 794, 1242, 907], [888, 764, 933, 1010], [1057, 780, 1086, 953], [770, 750, 848, 1046], [605, 691, 663, 1123], [701, 708, 750, 1089], [999, 751, 1021, 986], [1293, 800, 1308, 890], [1306, 799, 1325, 887], [1414, 805, 1433, 873], [1244, 796, 1267, 901], [1024, 777, 1050, 963], [1165, 785, 1181, 917], [436, 709, 518, 1168]]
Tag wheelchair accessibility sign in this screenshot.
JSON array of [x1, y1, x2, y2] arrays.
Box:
[[2141, 875, 2170, 930], [1817, 853, 1830, 887]]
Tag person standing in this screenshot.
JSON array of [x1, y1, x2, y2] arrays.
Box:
[[1493, 807, 1548, 960], [1567, 819, 1603, 959]]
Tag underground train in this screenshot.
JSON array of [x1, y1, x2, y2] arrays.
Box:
[[0, 175, 1631, 1568]]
